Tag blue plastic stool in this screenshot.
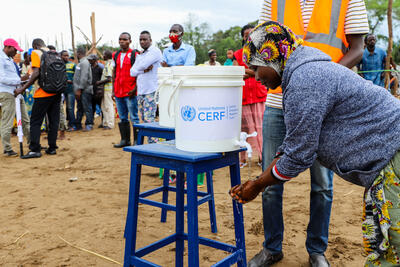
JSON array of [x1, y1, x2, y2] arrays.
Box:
[[134, 122, 175, 146], [133, 122, 178, 223], [123, 142, 247, 267]]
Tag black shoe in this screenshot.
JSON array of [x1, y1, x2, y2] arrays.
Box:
[[114, 122, 131, 148], [133, 127, 139, 145], [98, 124, 104, 128], [21, 151, 42, 159], [45, 148, 57, 155], [248, 248, 283, 267], [4, 150, 17, 157], [309, 254, 330, 267]]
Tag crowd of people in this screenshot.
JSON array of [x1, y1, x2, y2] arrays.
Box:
[[1, 0, 400, 265], [0, 24, 197, 159]]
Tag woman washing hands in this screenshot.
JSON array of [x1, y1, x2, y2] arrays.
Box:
[[230, 21, 400, 266]]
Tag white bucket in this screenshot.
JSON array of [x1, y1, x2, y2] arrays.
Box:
[[170, 66, 245, 152], [157, 67, 175, 127]]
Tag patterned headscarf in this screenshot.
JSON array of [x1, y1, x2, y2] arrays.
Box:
[[243, 21, 303, 77]]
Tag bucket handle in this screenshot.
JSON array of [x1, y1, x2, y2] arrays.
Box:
[[167, 79, 183, 117], [155, 79, 167, 104]]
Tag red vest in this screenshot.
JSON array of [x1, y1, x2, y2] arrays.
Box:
[[113, 49, 137, 98], [234, 49, 267, 105]]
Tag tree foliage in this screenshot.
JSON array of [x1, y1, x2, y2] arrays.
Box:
[[365, 0, 400, 63]]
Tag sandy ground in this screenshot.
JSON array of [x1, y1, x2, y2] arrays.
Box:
[[0, 117, 366, 266]]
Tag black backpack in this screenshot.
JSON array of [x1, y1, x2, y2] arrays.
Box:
[[39, 50, 67, 94], [114, 49, 139, 67]]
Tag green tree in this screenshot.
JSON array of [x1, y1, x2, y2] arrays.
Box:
[[206, 26, 242, 64], [365, 0, 400, 33], [206, 20, 258, 64], [182, 13, 211, 64], [393, 42, 400, 64]]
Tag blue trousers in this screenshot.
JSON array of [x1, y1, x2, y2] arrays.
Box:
[[65, 92, 77, 128], [77, 92, 94, 126], [261, 106, 333, 255], [115, 96, 139, 124]]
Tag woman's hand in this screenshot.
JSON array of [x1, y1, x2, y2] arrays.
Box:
[[230, 157, 282, 204], [229, 179, 263, 204]]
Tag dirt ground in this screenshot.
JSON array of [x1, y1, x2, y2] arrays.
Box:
[[0, 117, 366, 266]]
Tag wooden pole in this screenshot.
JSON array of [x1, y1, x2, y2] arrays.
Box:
[[90, 12, 97, 55], [55, 34, 59, 51], [68, 0, 76, 57], [384, 0, 393, 91]]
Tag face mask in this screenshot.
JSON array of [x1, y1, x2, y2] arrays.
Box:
[[169, 33, 182, 44]]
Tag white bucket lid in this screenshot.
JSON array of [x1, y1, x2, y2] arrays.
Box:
[[172, 66, 245, 77], [157, 67, 172, 78]]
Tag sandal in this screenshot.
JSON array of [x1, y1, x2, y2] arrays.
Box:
[[169, 175, 176, 184]]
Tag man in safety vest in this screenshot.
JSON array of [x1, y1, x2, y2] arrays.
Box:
[[251, 1, 369, 267]]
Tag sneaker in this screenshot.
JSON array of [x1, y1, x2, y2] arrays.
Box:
[[169, 175, 177, 184], [240, 162, 248, 168], [66, 126, 77, 132], [83, 125, 93, 132], [21, 151, 42, 159], [103, 126, 112, 130], [4, 150, 17, 157], [45, 148, 57, 155]]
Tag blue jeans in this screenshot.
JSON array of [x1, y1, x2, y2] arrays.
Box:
[[115, 96, 139, 124], [79, 92, 94, 126], [261, 106, 333, 255], [65, 92, 77, 128]]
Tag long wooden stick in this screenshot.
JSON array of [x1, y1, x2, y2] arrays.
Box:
[[384, 0, 393, 90], [58, 236, 122, 265], [68, 0, 76, 57]]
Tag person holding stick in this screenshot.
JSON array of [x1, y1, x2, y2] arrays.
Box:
[[0, 39, 30, 157]]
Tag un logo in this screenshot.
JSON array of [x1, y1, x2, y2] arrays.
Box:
[[181, 105, 196, 122]]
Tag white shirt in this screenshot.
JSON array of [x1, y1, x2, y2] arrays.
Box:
[[0, 50, 21, 95], [120, 53, 126, 69], [204, 61, 221, 66], [130, 45, 163, 95]]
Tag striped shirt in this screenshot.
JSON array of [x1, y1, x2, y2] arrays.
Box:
[[260, 0, 370, 109]]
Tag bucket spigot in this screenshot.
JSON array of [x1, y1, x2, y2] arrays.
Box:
[[235, 131, 257, 159]]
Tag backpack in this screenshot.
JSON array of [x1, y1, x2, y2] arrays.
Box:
[[114, 49, 139, 67], [39, 50, 67, 94]]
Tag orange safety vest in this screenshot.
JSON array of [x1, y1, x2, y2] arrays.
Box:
[[268, 0, 349, 94]]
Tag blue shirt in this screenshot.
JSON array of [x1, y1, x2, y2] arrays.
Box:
[[130, 45, 163, 95], [0, 50, 21, 95], [162, 43, 196, 66], [224, 59, 234, 66], [360, 47, 386, 87]]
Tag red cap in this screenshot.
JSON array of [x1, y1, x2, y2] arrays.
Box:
[[3, 38, 23, 52]]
